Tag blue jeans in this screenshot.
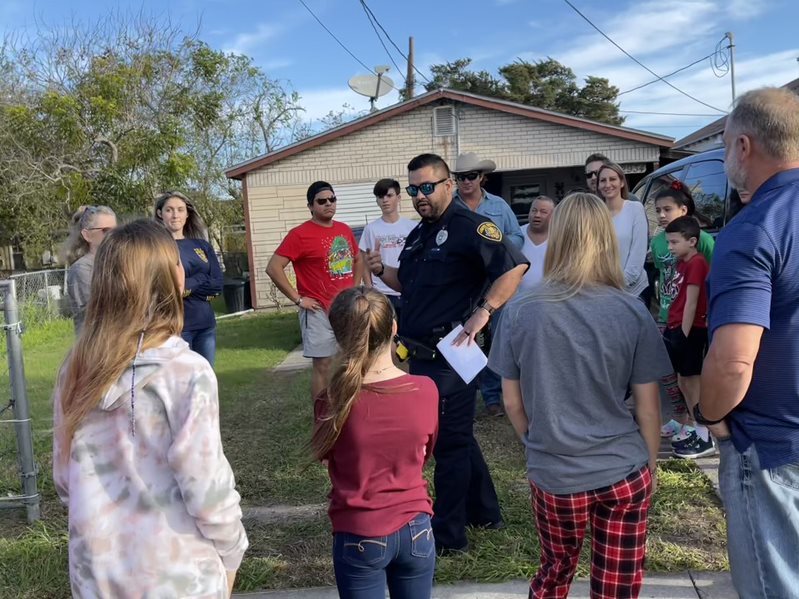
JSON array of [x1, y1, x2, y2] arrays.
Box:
[[478, 367, 502, 408], [718, 439, 799, 598], [332, 513, 436, 599], [181, 326, 216, 366]]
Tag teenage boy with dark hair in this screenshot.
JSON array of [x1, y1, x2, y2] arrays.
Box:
[[662, 216, 722, 458], [359, 178, 417, 323]]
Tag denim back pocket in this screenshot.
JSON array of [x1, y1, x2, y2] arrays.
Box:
[[408, 514, 435, 558], [768, 462, 799, 491], [337, 533, 388, 567]]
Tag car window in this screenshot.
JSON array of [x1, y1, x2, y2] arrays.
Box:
[[683, 160, 727, 230], [641, 167, 685, 237]]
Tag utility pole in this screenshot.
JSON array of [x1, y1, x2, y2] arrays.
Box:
[[406, 36, 415, 100], [725, 31, 736, 105]]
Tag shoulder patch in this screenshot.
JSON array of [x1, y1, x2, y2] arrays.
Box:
[[477, 221, 502, 242], [194, 247, 209, 263]]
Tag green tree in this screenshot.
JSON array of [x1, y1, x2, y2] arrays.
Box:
[[420, 57, 624, 126], [0, 15, 305, 260], [420, 58, 506, 99]]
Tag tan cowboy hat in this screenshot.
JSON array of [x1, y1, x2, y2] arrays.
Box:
[[452, 152, 496, 174]]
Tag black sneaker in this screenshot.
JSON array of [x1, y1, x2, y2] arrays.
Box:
[[671, 430, 701, 450], [673, 435, 716, 459]]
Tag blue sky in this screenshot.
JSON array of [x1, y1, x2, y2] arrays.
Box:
[[3, 0, 799, 142]]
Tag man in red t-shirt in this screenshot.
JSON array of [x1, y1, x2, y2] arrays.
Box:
[[266, 181, 362, 398], [663, 216, 723, 459]]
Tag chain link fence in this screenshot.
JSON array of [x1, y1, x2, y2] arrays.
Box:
[[9, 268, 70, 328], [0, 279, 41, 522]]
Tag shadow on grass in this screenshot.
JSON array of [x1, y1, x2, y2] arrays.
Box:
[[216, 311, 300, 353]]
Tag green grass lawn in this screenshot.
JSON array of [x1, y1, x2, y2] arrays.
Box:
[[0, 312, 727, 597], [0, 312, 301, 598], [228, 369, 728, 592]]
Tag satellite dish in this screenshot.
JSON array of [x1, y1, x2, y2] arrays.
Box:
[[349, 70, 395, 112]]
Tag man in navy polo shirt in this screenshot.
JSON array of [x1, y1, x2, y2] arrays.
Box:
[[699, 87, 799, 597]]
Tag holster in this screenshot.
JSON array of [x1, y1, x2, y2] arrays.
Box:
[[398, 336, 438, 361]]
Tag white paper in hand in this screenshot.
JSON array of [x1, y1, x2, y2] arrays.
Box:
[[436, 325, 488, 384]]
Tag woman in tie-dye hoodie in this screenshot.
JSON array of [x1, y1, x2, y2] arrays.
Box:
[[53, 219, 248, 598]]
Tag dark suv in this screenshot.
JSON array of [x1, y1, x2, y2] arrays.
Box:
[[632, 147, 742, 238]]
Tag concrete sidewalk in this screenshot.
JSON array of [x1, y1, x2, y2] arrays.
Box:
[[234, 571, 735, 598]]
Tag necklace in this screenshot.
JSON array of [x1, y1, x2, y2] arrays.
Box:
[[367, 364, 393, 375]]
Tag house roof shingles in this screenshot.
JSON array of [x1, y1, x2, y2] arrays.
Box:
[[225, 88, 674, 180]]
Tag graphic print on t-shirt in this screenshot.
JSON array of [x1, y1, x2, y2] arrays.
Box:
[[328, 235, 354, 278], [660, 252, 680, 305], [377, 233, 407, 250]]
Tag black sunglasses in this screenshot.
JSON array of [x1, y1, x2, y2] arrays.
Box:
[[585, 170, 599, 179], [455, 171, 481, 182], [405, 178, 448, 198], [315, 196, 337, 205]]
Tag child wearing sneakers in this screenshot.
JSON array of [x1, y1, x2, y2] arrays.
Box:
[[650, 183, 714, 446], [662, 216, 715, 458]]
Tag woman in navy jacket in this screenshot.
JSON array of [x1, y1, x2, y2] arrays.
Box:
[[155, 191, 223, 366]]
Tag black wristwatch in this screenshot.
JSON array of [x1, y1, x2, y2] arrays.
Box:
[[374, 263, 385, 277], [477, 298, 497, 316], [693, 403, 725, 426]]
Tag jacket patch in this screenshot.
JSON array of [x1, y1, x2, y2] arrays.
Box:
[[477, 222, 502, 242], [194, 248, 209, 263]]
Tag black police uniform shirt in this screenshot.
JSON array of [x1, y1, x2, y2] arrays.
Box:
[[397, 201, 529, 341]]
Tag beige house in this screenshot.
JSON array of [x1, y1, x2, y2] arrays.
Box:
[[226, 88, 673, 309]]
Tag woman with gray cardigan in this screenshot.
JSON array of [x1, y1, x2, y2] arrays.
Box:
[[597, 162, 649, 301], [62, 206, 117, 334]]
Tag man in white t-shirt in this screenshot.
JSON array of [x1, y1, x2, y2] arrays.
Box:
[[518, 196, 555, 294], [359, 178, 418, 321]]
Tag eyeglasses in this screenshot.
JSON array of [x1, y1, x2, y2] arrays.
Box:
[[585, 171, 599, 179], [315, 196, 337, 205], [86, 227, 113, 234], [405, 178, 448, 198], [455, 171, 481, 182]]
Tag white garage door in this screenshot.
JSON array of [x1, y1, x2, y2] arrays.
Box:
[[333, 182, 381, 229]]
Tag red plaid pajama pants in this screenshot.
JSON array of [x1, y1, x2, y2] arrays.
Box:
[[529, 466, 652, 599]]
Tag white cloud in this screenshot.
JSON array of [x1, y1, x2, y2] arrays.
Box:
[[620, 48, 799, 139], [728, 0, 769, 19], [263, 58, 293, 71], [223, 23, 282, 55], [553, 0, 719, 73]]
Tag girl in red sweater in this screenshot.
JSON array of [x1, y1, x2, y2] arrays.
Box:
[[312, 287, 439, 599]]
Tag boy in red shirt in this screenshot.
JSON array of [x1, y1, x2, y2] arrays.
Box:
[[663, 216, 717, 458], [266, 181, 362, 399]]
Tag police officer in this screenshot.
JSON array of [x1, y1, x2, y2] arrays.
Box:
[[365, 153, 528, 554]]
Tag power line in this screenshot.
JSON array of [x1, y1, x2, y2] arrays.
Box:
[[358, 1, 406, 83], [620, 110, 724, 117], [619, 52, 717, 96], [359, 0, 431, 84], [295, 0, 398, 91], [561, 0, 728, 114]]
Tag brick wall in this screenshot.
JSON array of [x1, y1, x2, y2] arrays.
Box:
[[244, 101, 661, 308]]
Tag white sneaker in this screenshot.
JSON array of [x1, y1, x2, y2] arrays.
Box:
[[661, 420, 682, 438]]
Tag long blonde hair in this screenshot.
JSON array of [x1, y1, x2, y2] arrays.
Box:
[[310, 287, 395, 460], [60, 205, 116, 265], [57, 219, 184, 451], [539, 192, 625, 300]]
